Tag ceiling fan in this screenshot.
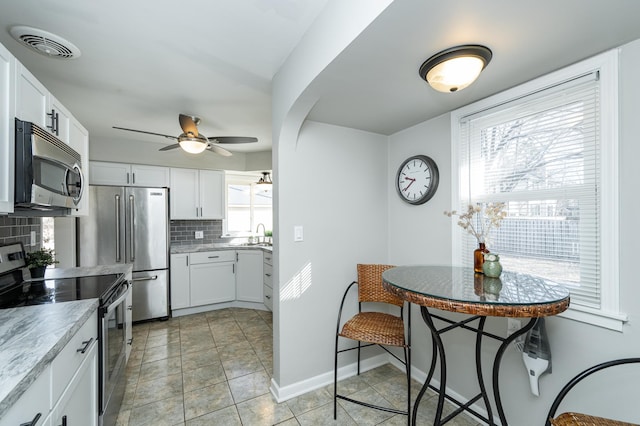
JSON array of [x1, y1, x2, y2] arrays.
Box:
[[113, 114, 258, 156]]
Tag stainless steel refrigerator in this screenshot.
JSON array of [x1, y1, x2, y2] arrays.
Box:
[[77, 185, 169, 322]]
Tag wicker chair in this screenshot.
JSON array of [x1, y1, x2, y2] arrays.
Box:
[[547, 358, 640, 426], [333, 264, 411, 424]]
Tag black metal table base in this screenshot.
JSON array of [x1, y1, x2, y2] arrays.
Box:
[[412, 306, 536, 426]]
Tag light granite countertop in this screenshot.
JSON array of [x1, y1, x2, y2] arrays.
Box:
[[170, 243, 273, 254], [0, 264, 132, 420]]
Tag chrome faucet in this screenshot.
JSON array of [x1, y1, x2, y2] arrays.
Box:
[[256, 223, 266, 244]]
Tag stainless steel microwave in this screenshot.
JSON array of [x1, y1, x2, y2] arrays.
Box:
[[14, 118, 84, 211]]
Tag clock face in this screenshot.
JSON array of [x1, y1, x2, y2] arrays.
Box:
[[396, 155, 439, 205]]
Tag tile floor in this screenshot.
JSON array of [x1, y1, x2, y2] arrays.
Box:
[[117, 308, 482, 425]]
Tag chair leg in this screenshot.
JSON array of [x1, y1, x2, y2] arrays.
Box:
[[357, 341, 362, 375], [334, 333, 340, 419], [405, 346, 411, 426]]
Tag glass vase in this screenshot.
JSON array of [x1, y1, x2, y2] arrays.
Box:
[[474, 242, 489, 273]]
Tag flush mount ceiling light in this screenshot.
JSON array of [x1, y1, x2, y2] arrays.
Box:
[[257, 172, 272, 185], [419, 45, 492, 93], [178, 134, 208, 154], [9, 25, 81, 59]]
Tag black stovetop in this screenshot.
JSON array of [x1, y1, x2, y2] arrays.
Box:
[[0, 274, 122, 309]]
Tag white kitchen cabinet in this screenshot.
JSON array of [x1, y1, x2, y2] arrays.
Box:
[[15, 62, 74, 144], [69, 118, 89, 216], [15, 61, 48, 129], [170, 168, 225, 220], [90, 161, 170, 187], [0, 42, 15, 214], [51, 340, 98, 426], [170, 253, 190, 310], [49, 95, 71, 144], [236, 250, 263, 303], [189, 251, 235, 306], [263, 251, 273, 311], [1, 311, 98, 426]]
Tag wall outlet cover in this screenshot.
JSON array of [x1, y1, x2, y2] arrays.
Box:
[[195, 231, 204, 239]]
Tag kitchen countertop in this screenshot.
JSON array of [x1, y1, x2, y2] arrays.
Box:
[[0, 263, 132, 420], [170, 243, 273, 254]]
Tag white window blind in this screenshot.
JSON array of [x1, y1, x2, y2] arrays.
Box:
[[457, 73, 601, 309]]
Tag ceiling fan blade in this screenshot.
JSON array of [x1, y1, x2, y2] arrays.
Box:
[[207, 144, 233, 157], [179, 114, 199, 137], [113, 126, 178, 140], [159, 143, 181, 151], [207, 136, 258, 144]]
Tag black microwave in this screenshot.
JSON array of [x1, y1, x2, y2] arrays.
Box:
[[14, 118, 84, 211]]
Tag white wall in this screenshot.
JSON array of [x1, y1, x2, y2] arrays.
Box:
[[272, 120, 389, 397], [385, 40, 640, 424]]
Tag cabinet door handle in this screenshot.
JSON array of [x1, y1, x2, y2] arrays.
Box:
[[19, 412, 41, 426], [132, 172, 136, 184], [77, 338, 94, 354], [128, 337, 134, 346], [265, 295, 271, 300], [208, 255, 220, 259], [265, 273, 271, 277], [200, 207, 203, 217], [59, 414, 67, 426], [196, 207, 199, 217], [126, 172, 130, 184], [46, 109, 59, 135]]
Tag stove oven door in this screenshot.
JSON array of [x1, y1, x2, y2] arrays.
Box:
[[100, 281, 131, 426]]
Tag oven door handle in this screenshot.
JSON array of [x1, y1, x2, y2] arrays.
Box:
[[131, 275, 158, 282], [105, 283, 130, 315]]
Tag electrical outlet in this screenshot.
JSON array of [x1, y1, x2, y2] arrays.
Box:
[[195, 231, 204, 239], [294, 226, 303, 242]]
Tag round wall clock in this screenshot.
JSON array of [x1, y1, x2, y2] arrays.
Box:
[[395, 155, 439, 205]]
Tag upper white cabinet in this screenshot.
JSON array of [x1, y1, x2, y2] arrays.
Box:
[[70, 119, 89, 216], [0, 42, 15, 214], [15, 62, 73, 143], [15, 62, 48, 129], [90, 161, 170, 187], [170, 168, 225, 220]]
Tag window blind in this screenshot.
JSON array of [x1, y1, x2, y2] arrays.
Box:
[[457, 73, 601, 308]]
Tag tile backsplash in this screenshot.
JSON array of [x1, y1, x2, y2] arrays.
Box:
[[170, 220, 222, 246], [0, 216, 41, 251]]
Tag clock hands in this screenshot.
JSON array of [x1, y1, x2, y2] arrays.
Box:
[[403, 177, 416, 191]]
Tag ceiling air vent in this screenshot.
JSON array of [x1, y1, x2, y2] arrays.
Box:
[[9, 26, 81, 59]]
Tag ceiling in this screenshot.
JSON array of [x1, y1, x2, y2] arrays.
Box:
[[0, 0, 329, 154], [2, 0, 640, 155]]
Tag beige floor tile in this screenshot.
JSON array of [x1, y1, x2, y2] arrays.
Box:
[[286, 387, 333, 417], [181, 347, 220, 370], [337, 387, 397, 425], [184, 381, 235, 420], [128, 395, 184, 426], [296, 402, 357, 426], [139, 355, 182, 383], [145, 329, 180, 348], [236, 393, 295, 426], [183, 362, 227, 392], [143, 341, 182, 363], [185, 405, 242, 426], [228, 370, 271, 403], [133, 372, 183, 407]]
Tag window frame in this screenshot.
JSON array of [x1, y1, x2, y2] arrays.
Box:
[[224, 172, 273, 237], [450, 49, 626, 331]]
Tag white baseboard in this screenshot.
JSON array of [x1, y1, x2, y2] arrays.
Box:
[[270, 352, 493, 425], [171, 300, 268, 317], [270, 353, 389, 403]]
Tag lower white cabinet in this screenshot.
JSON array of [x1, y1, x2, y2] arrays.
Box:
[[170, 253, 190, 310], [51, 340, 98, 426], [170, 249, 271, 314], [1, 311, 98, 426], [236, 250, 263, 303], [263, 252, 274, 311]]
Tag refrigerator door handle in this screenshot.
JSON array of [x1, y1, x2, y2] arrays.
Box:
[[129, 194, 136, 262], [131, 275, 158, 282], [115, 194, 122, 262]]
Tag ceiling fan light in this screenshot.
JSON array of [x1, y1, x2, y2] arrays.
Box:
[[178, 138, 207, 154], [257, 172, 272, 185], [419, 45, 492, 93]]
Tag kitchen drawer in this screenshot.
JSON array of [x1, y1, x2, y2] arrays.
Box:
[[263, 252, 273, 266], [189, 250, 235, 265], [51, 311, 98, 403], [1, 364, 51, 426], [263, 263, 273, 288], [263, 284, 273, 311]]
